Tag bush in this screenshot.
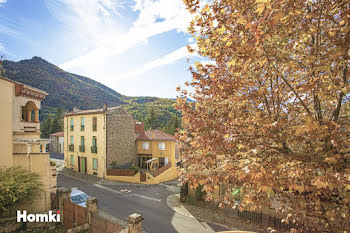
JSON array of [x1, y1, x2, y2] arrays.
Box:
[[0, 167, 42, 215], [129, 165, 140, 174], [50, 160, 56, 166]]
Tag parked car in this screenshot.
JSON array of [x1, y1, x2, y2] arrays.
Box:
[[70, 188, 90, 207]]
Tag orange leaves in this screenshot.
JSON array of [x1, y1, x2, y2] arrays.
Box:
[[312, 179, 327, 189], [180, 0, 350, 231]]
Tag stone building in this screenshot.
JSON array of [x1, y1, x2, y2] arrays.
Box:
[[64, 105, 136, 178]]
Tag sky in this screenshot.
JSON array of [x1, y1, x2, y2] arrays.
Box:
[[0, 0, 202, 98]]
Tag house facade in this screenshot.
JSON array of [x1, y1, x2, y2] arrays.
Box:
[[0, 76, 56, 213], [64, 106, 137, 178], [136, 129, 181, 172], [49, 131, 64, 154]]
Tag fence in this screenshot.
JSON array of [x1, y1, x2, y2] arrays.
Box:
[[152, 162, 172, 177], [107, 169, 136, 176], [90, 212, 124, 233], [63, 199, 87, 229]]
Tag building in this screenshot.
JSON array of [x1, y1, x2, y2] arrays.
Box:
[[49, 131, 64, 154], [0, 76, 56, 213], [136, 129, 181, 172], [64, 106, 136, 178]]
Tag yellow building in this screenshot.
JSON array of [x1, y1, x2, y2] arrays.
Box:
[[0, 76, 56, 213], [136, 129, 181, 172], [64, 106, 136, 178]]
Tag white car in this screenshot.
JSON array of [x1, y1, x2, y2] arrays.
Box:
[[70, 188, 90, 207]]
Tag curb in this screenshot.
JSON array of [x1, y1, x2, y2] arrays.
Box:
[[165, 194, 195, 219], [166, 194, 236, 232]]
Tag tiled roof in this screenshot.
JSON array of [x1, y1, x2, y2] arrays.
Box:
[[64, 106, 121, 116], [136, 129, 176, 141], [50, 131, 64, 137]]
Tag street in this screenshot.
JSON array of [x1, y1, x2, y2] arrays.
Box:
[[57, 173, 228, 233]]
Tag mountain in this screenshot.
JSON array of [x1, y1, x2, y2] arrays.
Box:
[[2, 57, 180, 128]]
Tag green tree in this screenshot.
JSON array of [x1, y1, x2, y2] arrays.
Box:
[[163, 114, 181, 135], [145, 107, 160, 130], [0, 167, 42, 215], [51, 108, 64, 133], [41, 114, 53, 138]]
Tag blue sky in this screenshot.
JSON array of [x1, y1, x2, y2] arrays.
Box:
[[0, 0, 201, 98]]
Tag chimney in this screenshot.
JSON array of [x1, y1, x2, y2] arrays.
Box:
[[103, 104, 108, 110], [73, 106, 80, 113], [134, 122, 145, 136]]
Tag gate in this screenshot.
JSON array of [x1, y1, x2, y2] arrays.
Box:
[[51, 192, 58, 210], [90, 213, 123, 233], [140, 173, 146, 182], [63, 199, 87, 229]]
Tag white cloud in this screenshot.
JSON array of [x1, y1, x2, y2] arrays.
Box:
[[53, 0, 192, 72], [0, 42, 4, 51], [120, 44, 199, 79], [0, 0, 6, 4]]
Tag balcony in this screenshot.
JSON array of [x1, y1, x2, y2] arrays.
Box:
[[91, 146, 97, 153], [79, 145, 85, 152], [69, 144, 74, 151]]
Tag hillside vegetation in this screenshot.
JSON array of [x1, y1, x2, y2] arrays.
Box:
[[2, 57, 180, 134]]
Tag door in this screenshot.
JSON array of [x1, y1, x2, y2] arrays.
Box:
[[78, 157, 81, 172], [159, 157, 165, 168], [81, 157, 86, 173]]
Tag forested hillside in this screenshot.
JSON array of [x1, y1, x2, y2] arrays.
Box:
[[2, 57, 181, 134]]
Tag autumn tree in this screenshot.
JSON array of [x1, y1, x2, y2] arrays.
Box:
[[178, 0, 349, 231]]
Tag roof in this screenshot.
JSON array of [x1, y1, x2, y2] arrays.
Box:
[[136, 129, 176, 141], [64, 106, 121, 116], [50, 131, 64, 137], [0, 76, 48, 100]]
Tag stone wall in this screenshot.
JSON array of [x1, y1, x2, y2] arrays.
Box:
[[106, 108, 137, 168]]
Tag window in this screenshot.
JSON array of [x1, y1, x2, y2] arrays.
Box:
[[70, 155, 74, 166], [92, 117, 97, 131], [70, 136, 74, 145], [92, 136, 97, 146], [93, 158, 98, 170], [142, 142, 149, 150], [70, 118, 74, 131], [158, 142, 165, 150], [81, 136, 85, 146], [81, 117, 85, 131]]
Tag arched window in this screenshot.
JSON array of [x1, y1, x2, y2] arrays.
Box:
[[21, 101, 38, 122]]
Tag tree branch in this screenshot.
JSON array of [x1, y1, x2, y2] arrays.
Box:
[[332, 67, 348, 121]]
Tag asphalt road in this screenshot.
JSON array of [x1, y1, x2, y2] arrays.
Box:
[[57, 173, 228, 233]]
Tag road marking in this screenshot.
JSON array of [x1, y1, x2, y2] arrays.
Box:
[[132, 193, 161, 202], [93, 184, 161, 202], [94, 184, 121, 194]]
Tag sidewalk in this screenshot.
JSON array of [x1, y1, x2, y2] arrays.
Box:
[[166, 194, 269, 233]]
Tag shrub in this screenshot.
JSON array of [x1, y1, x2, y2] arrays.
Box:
[[0, 167, 42, 215], [129, 165, 140, 174]]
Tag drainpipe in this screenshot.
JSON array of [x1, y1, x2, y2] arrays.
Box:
[[26, 143, 32, 172], [104, 114, 107, 179]]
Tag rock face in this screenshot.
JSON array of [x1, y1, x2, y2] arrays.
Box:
[[106, 107, 137, 168]]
